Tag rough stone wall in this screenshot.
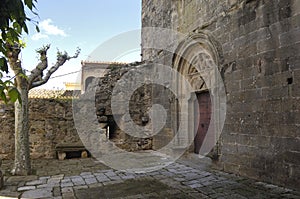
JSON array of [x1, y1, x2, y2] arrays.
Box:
[[93, 63, 177, 151], [95, 63, 153, 151], [0, 99, 80, 159], [142, 0, 300, 189]]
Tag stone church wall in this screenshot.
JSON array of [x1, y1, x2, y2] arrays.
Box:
[[0, 99, 80, 159], [141, 0, 300, 189]]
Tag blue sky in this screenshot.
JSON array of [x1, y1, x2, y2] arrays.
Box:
[[20, 0, 141, 89]]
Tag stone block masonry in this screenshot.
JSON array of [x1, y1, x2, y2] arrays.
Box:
[[141, 0, 300, 190], [0, 98, 80, 160]]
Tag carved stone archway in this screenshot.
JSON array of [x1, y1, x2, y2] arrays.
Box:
[[172, 32, 224, 157]]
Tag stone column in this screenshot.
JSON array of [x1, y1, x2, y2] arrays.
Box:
[[0, 158, 3, 189]]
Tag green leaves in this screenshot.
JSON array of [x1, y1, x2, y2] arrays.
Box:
[[0, 0, 38, 103], [0, 79, 21, 104], [25, 0, 34, 10], [0, 87, 8, 103], [25, 0, 37, 11], [0, 57, 8, 73], [0, 0, 38, 47], [5, 28, 21, 45], [8, 87, 20, 103]]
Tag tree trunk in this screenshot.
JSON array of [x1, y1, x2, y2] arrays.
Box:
[[11, 86, 31, 175], [6, 44, 79, 176]]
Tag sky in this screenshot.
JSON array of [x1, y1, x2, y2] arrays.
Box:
[[19, 0, 142, 89]]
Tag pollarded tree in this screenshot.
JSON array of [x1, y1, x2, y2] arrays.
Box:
[[0, 0, 39, 102], [1, 0, 80, 176], [6, 43, 80, 175]]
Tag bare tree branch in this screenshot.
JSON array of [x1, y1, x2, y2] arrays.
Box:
[[28, 45, 50, 87], [30, 47, 80, 89], [6, 43, 28, 88]]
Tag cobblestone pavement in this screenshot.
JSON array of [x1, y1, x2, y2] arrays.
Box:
[[0, 154, 300, 199]]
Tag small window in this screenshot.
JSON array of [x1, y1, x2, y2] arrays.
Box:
[[85, 76, 95, 90]]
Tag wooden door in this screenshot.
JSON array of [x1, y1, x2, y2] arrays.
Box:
[[194, 91, 211, 154]]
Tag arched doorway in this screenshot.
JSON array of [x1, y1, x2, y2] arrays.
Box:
[[172, 32, 224, 157]]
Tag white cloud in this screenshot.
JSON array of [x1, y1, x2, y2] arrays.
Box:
[[39, 19, 67, 37], [30, 19, 67, 41], [31, 32, 49, 41]]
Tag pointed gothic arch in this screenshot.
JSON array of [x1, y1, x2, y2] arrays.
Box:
[[172, 31, 225, 157]]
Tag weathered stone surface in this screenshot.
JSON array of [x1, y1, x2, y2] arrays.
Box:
[[71, 176, 85, 186], [0, 157, 299, 198], [25, 179, 45, 186], [93, 63, 153, 151], [84, 177, 97, 185], [21, 188, 52, 198], [141, 0, 300, 190], [0, 99, 80, 160], [17, 186, 36, 191], [6, 176, 38, 186]]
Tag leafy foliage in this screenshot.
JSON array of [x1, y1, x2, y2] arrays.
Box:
[[0, 78, 21, 103], [0, 0, 38, 103]]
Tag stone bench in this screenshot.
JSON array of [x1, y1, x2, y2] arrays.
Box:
[[55, 142, 88, 160]]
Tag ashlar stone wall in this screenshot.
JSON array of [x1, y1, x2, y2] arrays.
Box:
[[141, 0, 300, 189]]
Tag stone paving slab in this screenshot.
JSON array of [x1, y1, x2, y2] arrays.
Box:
[[0, 155, 299, 199]]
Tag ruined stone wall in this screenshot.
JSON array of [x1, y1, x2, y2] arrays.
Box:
[[95, 63, 153, 151], [142, 0, 300, 189], [0, 99, 80, 159]]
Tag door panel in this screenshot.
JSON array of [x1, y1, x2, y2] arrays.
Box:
[[194, 92, 211, 154]]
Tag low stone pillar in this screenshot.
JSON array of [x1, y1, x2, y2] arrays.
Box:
[[0, 158, 3, 189]]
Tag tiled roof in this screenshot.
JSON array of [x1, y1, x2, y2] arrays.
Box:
[[81, 60, 127, 66], [29, 89, 81, 99]]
